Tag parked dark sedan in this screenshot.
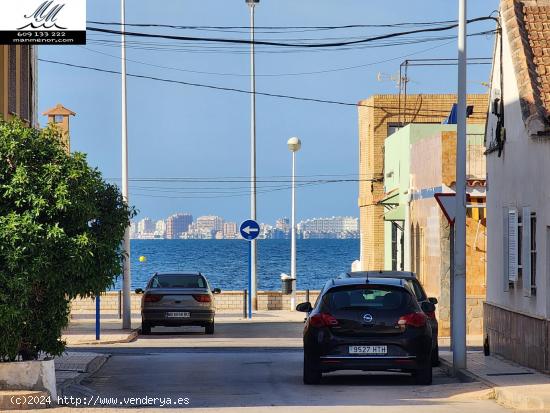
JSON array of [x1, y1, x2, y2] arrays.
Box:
[[136, 272, 221, 335], [297, 277, 435, 385], [342, 271, 439, 366]]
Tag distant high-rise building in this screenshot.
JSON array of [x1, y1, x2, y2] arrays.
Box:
[[196, 215, 224, 232], [223, 222, 238, 239], [137, 217, 155, 235], [275, 217, 290, 232], [298, 216, 358, 239], [166, 213, 193, 239], [154, 219, 166, 238]]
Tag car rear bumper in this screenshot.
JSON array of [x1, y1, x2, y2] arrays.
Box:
[[142, 309, 215, 326], [318, 355, 424, 372]]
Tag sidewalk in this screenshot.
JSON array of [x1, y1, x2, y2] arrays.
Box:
[[0, 351, 108, 410], [63, 312, 140, 345], [440, 350, 550, 411]]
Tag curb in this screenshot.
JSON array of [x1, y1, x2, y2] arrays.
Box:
[[57, 354, 109, 397], [66, 328, 139, 346], [439, 357, 494, 386]]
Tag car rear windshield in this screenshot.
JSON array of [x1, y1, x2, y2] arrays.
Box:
[[321, 285, 417, 312], [150, 274, 207, 289]]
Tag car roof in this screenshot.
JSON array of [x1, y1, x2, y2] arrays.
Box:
[[345, 271, 418, 280], [326, 276, 408, 288], [154, 272, 202, 276]]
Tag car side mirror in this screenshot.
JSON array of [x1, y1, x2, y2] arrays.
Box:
[[135, 288, 144, 294], [296, 302, 312, 312], [428, 297, 438, 305], [421, 301, 436, 313], [212, 288, 221, 294]]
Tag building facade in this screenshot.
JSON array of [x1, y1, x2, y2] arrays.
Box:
[[485, 0, 550, 372], [408, 124, 486, 336], [357, 94, 488, 271], [166, 213, 193, 239], [1, 45, 38, 127]]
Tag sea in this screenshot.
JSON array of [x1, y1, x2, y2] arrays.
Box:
[[111, 239, 360, 292]]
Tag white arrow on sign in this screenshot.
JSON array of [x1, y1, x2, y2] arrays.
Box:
[[242, 226, 259, 235]]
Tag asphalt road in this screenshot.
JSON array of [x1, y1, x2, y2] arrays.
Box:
[[52, 315, 511, 412], [57, 346, 507, 412]]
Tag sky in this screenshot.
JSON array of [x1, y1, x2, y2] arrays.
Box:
[[38, 0, 499, 224]]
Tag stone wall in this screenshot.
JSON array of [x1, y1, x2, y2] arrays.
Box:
[[485, 301, 550, 373], [70, 290, 321, 313]]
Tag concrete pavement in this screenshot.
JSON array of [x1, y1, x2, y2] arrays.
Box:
[[441, 349, 550, 411]]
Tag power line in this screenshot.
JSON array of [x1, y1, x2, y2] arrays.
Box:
[[86, 17, 497, 48], [38, 58, 487, 118], [80, 40, 462, 78]]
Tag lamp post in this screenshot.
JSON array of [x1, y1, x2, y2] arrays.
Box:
[[246, 0, 259, 311], [121, 0, 131, 330], [288, 137, 301, 311]]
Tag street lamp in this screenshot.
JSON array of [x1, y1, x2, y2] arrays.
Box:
[[246, 0, 259, 311], [120, 0, 131, 330], [288, 137, 301, 311]]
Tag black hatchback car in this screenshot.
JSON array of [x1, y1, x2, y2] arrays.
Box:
[[343, 271, 439, 366], [296, 277, 435, 385]]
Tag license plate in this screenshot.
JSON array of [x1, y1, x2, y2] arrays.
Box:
[[349, 345, 387, 355], [166, 312, 190, 318]]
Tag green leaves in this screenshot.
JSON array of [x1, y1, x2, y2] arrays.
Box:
[[0, 118, 134, 361]]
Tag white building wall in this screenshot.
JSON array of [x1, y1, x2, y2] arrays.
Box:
[[486, 23, 550, 319]]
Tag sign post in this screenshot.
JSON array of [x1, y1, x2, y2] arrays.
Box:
[[240, 219, 260, 319]]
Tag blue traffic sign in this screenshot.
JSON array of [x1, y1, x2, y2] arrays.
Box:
[[240, 219, 260, 241]]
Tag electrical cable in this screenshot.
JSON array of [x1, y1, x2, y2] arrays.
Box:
[[37, 58, 488, 118], [85, 17, 498, 48]]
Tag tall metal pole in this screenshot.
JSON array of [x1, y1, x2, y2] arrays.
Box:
[[454, 0, 467, 371], [290, 151, 297, 311], [248, 0, 258, 311], [121, 0, 131, 330]]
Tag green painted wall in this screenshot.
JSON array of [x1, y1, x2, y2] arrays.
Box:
[[382, 123, 485, 270]]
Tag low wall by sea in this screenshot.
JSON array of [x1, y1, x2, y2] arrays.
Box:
[[70, 290, 321, 313]]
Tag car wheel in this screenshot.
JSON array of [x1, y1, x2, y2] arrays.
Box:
[[205, 321, 215, 335], [413, 363, 433, 385], [141, 320, 151, 335], [431, 343, 440, 367], [303, 351, 321, 385]]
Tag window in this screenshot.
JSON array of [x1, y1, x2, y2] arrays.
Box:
[[530, 213, 537, 293], [322, 286, 417, 312], [391, 223, 398, 271], [150, 274, 206, 289], [521, 208, 536, 296]]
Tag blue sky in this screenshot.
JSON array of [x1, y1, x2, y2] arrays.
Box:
[[38, 0, 499, 224]]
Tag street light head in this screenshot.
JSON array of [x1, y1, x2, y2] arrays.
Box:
[[287, 137, 301, 152], [246, 0, 259, 4]]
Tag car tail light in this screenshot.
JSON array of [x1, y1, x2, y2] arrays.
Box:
[[193, 294, 212, 303], [398, 312, 427, 328], [309, 313, 339, 328], [144, 294, 162, 303]]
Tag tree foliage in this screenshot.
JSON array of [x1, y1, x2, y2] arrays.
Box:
[[0, 119, 134, 361]]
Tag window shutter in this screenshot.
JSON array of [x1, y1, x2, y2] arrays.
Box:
[[508, 209, 518, 282], [503, 207, 509, 291], [522, 207, 531, 297]]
